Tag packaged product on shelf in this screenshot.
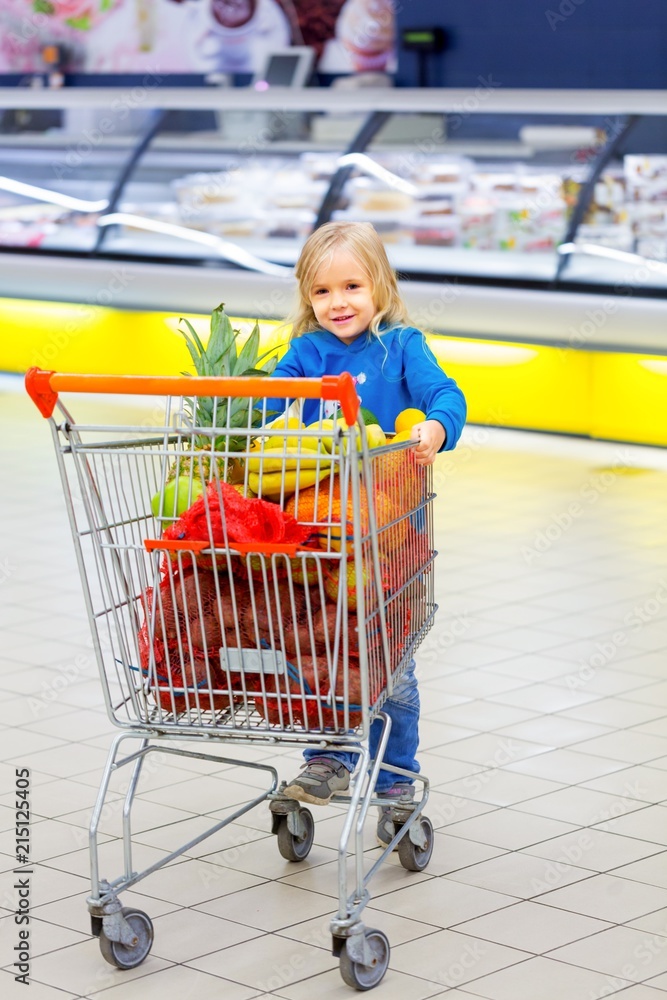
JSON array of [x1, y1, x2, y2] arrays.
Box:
[[412, 217, 461, 247], [264, 209, 316, 240], [172, 170, 243, 208], [636, 238, 667, 261], [629, 202, 667, 238], [413, 188, 461, 218], [331, 208, 412, 244], [575, 223, 634, 252], [624, 156, 667, 202], [458, 197, 496, 251], [266, 171, 327, 211], [410, 158, 473, 187], [346, 176, 415, 213], [300, 152, 342, 181]]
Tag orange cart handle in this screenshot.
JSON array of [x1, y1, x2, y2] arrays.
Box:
[[145, 539, 301, 557], [25, 368, 360, 424]]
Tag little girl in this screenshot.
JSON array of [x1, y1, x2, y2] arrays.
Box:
[[270, 221, 466, 847]]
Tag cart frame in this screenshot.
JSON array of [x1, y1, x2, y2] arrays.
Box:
[[26, 367, 438, 989]]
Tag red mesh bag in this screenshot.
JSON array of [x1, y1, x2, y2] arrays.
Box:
[[250, 653, 366, 730], [163, 481, 312, 553], [137, 612, 231, 715]]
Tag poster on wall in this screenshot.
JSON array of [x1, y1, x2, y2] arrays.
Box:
[[0, 0, 396, 75]]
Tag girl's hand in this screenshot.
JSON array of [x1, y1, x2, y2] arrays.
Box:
[[411, 420, 446, 466]]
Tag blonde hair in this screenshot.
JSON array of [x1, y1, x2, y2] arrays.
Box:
[[289, 221, 409, 339]]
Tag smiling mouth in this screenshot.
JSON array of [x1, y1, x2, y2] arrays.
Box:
[[332, 314, 355, 323]]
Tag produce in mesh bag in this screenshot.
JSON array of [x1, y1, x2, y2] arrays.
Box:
[[241, 578, 322, 658], [249, 653, 366, 730], [137, 566, 250, 714], [137, 618, 231, 715]]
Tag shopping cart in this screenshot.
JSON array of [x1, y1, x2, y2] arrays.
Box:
[[26, 367, 438, 990]]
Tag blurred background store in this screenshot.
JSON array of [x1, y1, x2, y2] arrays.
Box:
[[1, 2, 667, 998]]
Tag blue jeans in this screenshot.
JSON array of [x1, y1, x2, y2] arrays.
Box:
[[303, 659, 420, 792]]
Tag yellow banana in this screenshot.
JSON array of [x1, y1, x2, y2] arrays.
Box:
[[246, 448, 333, 474], [248, 465, 331, 497]]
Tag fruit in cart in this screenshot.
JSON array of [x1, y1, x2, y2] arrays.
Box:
[[324, 560, 371, 612], [241, 578, 318, 658], [286, 478, 406, 555], [246, 448, 334, 474], [250, 653, 365, 729], [248, 465, 331, 499], [306, 418, 337, 452], [254, 415, 322, 453], [290, 553, 323, 587], [373, 437, 422, 510], [366, 424, 387, 449], [394, 408, 426, 434], [150, 476, 204, 520], [392, 429, 415, 444], [168, 303, 278, 484]]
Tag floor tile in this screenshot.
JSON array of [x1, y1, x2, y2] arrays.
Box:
[[594, 805, 667, 845], [25, 939, 172, 996], [514, 784, 648, 825], [273, 966, 447, 1000], [454, 900, 611, 955], [443, 807, 578, 851], [87, 965, 259, 1000], [458, 954, 632, 999], [536, 874, 667, 923], [446, 851, 591, 899], [186, 932, 334, 992], [389, 928, 531, 989], [524, 828, 666, 874], [547, 924, 667, 983], [371, 876, 515, 926], [194, 881, 336, 931], [612, 854, 667, 890], [435, 770, 564, 807], [505, 748, 629, 783], [4, 400, 667, 1000]]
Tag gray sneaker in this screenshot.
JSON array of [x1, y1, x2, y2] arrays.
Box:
[[376, 783, 416, 848], [283, 757, 351, 805]]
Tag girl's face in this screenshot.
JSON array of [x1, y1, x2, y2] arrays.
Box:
[[309, 250, 376, 345]]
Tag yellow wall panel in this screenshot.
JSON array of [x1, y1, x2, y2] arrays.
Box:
[[2, 296, 666, 447], [591, 353, 667, 447]]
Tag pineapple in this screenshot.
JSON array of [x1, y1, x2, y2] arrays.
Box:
[[168, 303, 278, 485]]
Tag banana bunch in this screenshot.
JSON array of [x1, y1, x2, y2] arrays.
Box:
[[246, 446, 333, 497]]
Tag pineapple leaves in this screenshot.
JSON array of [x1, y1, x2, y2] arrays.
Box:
[[233, 320, 260, 376], [180, 319, 210, 376], [177, 304, 280, 452], [207, 303, 237, 377]]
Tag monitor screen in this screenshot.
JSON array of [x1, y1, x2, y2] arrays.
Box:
[[264, 54, 302, 87]]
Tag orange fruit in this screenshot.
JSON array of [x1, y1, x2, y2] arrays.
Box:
[[394, 408, 425, 434]]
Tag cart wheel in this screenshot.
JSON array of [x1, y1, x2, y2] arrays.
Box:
[[99, 908, 154, 969], [397, 816, 434, 872], [339, 929, 390, 990], [276, 808, 314, 861]]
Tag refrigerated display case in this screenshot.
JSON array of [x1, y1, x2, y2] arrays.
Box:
[[1, 86, 666, 444]]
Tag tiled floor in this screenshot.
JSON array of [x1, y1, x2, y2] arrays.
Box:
[[2, 378, 667, 999]]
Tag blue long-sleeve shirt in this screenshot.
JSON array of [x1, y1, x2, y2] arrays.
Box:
[[265, 326, 466, 451]]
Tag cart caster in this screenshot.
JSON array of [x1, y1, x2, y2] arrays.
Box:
[[339, 928, 390, 990], [276, 807, 314, 861], [397, 815, 434, 872], [99, 907, 154, 969]]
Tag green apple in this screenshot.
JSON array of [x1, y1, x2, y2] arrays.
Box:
[[150, 476, 204, 519]]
